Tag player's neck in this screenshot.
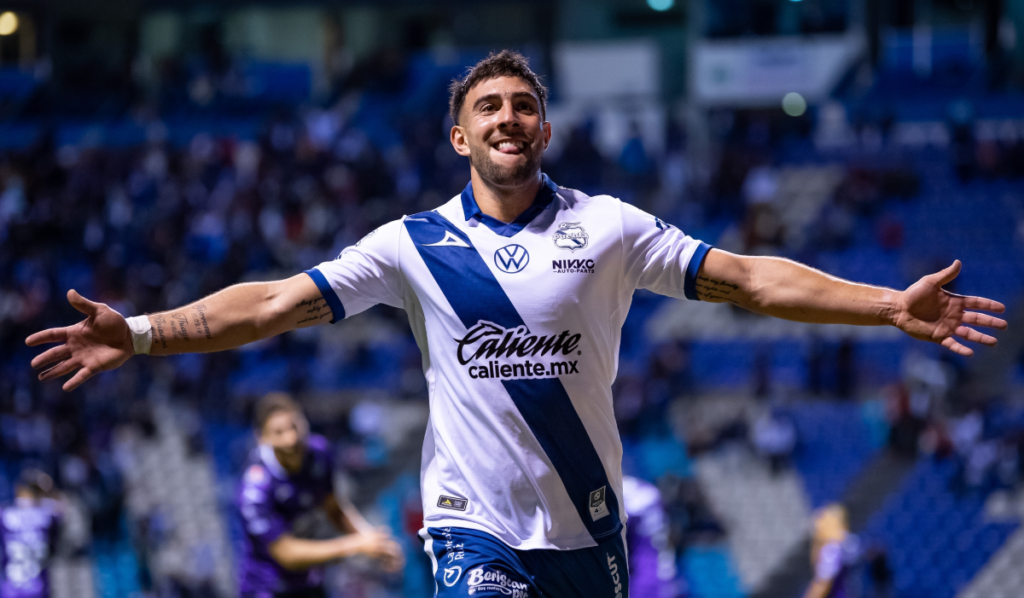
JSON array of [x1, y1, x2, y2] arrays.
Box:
[[469, 168, 543, 224], [274, 447, 305, 474]]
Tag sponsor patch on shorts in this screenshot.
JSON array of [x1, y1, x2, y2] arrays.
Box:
[[437, 495, 469, 511]]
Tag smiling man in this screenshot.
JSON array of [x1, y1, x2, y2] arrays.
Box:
[[26, 51, 1007, 598]]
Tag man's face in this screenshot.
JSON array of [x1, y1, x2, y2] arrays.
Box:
[[451, 76, 551, 187], [260, 409, 308, 457]]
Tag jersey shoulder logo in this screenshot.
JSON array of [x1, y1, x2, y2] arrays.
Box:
[[423, 230, 471, 248], [437, 494, 469, 511], [553, 222, 589, 252], [245, 465, 267, 484], [494, 244, 530, 273]]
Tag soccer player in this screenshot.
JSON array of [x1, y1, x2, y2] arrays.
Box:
[[26, 51, 1007, 597], [237, 392, 403, 598], [804, 505, 857, 598], [1, 470, 61, 598], [622, 476, 676, 598]]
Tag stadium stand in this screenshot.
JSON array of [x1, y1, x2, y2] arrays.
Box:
[[3, 7, 1024, 592]]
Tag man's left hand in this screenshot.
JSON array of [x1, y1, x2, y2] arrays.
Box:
[[894, 260, 1007, 356]]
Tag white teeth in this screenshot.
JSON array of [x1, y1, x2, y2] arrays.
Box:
[[496, 141, 520, 150]]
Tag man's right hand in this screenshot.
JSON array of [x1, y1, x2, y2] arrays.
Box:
[[26, 289, 134, 392], [353, 528, 405, 572]]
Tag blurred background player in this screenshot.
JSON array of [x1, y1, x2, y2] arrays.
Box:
[[804, 504, 858, 598], [622, 475, 678, 598], [0, 470, 62, 598], [238, 393, 403, 598]]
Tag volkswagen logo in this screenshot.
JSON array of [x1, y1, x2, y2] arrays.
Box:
[[494, 244, 530, 273]]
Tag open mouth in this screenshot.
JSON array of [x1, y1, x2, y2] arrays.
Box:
[[492, 139, 526, 155]]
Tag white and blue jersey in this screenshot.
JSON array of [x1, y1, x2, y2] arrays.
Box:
[[306, 174, 710, 551]]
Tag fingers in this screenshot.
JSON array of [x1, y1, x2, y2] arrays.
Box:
[[941, 336, 974, 357], [961, 311, 1008, 330], [380, 539, 405, 572], [31, 346, 71, 370], [62, 367, 94, 392], [38, 360, 77, 382], [67, 289, 100, 317], [931, 260, 962, 287], [963, 296, 1006, 314], [955, 325, 997, 346], [25, 327, 68, 347]]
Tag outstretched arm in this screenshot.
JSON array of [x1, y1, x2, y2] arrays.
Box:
[[698, 250, 1007, 356], [26, 273, 330, 391], [324, 494, 373, 535], [268, 529, 403, 572]]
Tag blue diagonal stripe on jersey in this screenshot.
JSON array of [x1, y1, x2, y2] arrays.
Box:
[[405, 211, 622, 542]]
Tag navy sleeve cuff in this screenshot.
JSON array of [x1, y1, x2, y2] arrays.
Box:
[[683, 242, 713, 301], [303, 268, 346, 323]]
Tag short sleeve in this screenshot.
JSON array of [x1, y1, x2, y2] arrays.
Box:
[[814, 542, 843, 581], [305, 219, 406, 323], [238, 465, 288, 546], [620, 202, 712, 300]]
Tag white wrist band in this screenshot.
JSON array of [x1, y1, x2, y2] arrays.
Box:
[[126, 316, 153, 356]]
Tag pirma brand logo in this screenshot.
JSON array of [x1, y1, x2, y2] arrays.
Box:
[[553, 222, 589, 252], [443, 566, 462, 587], [494, 244, 530, 273], [437, 495, 469, 511]]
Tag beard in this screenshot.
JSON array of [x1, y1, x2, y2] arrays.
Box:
[[469, 143, 543, 187]]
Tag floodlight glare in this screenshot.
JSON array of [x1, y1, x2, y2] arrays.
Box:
[[647, 0, 675, 11], [0, 12, 18, 36], [782, 92, 807, 117]]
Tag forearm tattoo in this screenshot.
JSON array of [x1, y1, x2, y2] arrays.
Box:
[[191, 304, 213, 339], [152, 315, 169, 349], [170, 313, 191, 342], [295, 297, 331, 325], [696, 275, 740, 303]]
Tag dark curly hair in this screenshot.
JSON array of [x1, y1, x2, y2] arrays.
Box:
[[448, 50, 548, 126]]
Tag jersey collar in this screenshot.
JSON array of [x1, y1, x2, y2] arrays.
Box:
[[460, 173, 559, 238]]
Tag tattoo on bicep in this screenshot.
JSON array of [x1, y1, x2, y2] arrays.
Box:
[[152, 315, 169, 349], [296, 313, 332, 325], [170, 313, 191, 342], [696, 275, 740, 303], [294, 297, 325, 309], [294, 297, 329, 325], [191, 304, 213, 339]]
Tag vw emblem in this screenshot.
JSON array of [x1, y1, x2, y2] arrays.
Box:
[[494, 244, 530, 274]]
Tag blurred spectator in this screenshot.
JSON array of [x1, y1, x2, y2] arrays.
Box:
[[751, 408, 797, 475]]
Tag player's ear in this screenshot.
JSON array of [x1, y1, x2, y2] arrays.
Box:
[[542, 121, 551, 150], [450, 125, 471, 157]]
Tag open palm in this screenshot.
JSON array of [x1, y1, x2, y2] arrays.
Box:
[[895, 260, 1007, 356], [25, 290, 134, 391]]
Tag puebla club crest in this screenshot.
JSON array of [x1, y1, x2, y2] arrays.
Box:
[[553, 222, 589, 252]]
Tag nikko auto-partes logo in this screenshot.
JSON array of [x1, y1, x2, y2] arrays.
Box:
[[494, 244, 530, 273], [553, 222, 589, 252]]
